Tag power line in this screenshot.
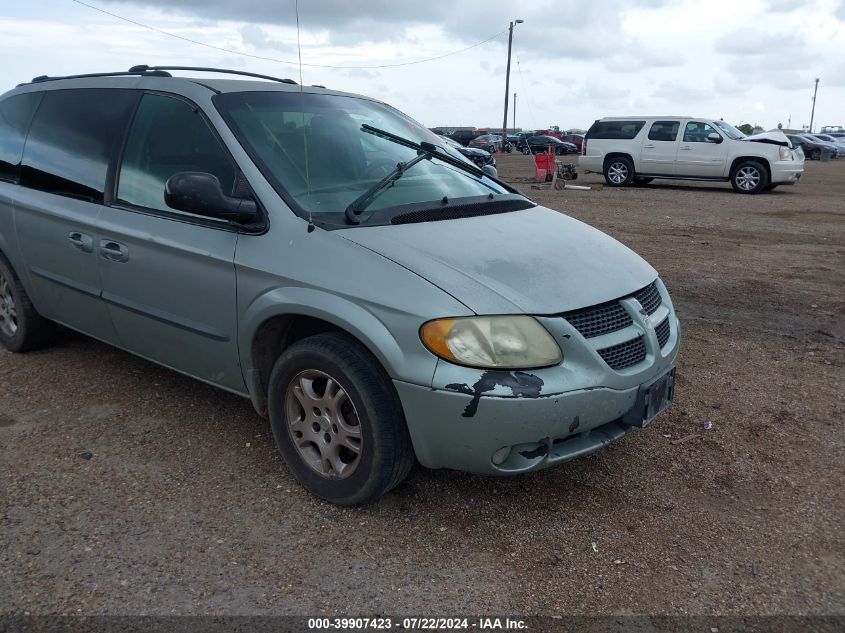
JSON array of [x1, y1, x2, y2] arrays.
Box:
[[69, 0, 507, 70]]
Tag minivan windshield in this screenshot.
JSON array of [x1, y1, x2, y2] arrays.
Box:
[[214, 91, 511, 225]]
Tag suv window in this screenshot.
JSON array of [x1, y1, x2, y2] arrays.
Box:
[[0, 93, 42, 183], [647, 121, 680, 142], [20, 89, 137, 203], [587, 120, 646, 140], [683, 121, 720, 143], [117, 94, 237, 213]]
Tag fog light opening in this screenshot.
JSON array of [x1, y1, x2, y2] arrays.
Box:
[[491, 446, 512, 466]]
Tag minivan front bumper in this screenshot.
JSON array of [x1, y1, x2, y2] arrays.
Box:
[[396, 280, 681, 475]]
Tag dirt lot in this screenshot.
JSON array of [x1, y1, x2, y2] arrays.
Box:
[[1, 154, 843, 617]]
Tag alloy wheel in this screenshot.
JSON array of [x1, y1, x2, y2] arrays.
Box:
[[608, 161, 628, 184], [284, 369, 362, 479], [736, 166, 760, 191], [0, 272, 17, 337]]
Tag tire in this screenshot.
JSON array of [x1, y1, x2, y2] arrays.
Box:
[[731, 160, 769, 194], [521, 146, 531, 155], [811, 149, 821, 161], [634, 177, 654, 186], [0, 254, 55, 353], [604, 156, 634, 187], [267, 332, 414, 506]]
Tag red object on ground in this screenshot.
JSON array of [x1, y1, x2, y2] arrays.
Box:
[[534, 152, 555, 182]]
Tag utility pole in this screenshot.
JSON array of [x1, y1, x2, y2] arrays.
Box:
[[809, 78, 819, 133], [501, 19, 523, 149], [513, 93, 517, 130]]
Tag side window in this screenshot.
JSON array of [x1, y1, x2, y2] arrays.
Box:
[[20, 89, 137, 202], [118, 94, 237, 213], [683, 122, 720, 143], [648, 121, 680, 142], [0, 92, 43, 183]]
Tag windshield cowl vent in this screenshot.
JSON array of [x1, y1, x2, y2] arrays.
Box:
[[390, 200, 534, 225]]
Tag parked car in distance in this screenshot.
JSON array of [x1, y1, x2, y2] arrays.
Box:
[[787, 134, 836, 160], [561, 133, 584, 151], [0, 66, 680, 505], [438, 134, 496, 170], [518, 135, 578, 155], [468, 134, 502, 153], [447, 129, 482, 146], [580, 116, 804, 193], [809, 134, 845, 157]]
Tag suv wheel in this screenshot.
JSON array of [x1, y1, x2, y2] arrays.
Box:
[[267, 332, 414, 505], [731, 160, 768, 194], [604, 157, 634, 186], [0, 256, 55, 353]]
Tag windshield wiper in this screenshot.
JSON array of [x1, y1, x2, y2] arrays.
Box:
[[344, 124, 498, 225], [344, 151, 432, 225]]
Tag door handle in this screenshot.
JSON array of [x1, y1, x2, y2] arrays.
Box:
[[680, 146, 692, 150], [68, 231, 94, 253], [643, 144, 655, 149], [99, 239, 129, 263]]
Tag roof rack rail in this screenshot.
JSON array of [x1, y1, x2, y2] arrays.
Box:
[[128, 65, 298, 85], [28, 69, 171, 84]]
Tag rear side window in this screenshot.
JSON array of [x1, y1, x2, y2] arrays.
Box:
[[648, 121, 680, 142], [117, 94, 237, 213], [20, 89, 137, 203], [587, 120, 646, 140], [0, 92, 42, 183]]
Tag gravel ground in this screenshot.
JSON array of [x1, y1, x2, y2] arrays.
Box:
[[1, 154, 843, 617]]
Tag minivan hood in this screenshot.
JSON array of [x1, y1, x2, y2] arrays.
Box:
[[339, 206, 657, 315]]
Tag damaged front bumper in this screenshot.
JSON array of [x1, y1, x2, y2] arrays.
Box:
[[396, 282, 680, 475]]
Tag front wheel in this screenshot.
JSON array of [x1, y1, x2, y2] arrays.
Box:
[[267, 332, 414, 505], [604, 157, 634, 186], [731, 160, 768, 194]]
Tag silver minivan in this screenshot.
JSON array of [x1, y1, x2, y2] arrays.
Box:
[[0, 66, 680, 504]]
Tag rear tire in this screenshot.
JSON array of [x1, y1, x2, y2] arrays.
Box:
[[731, 160, 768, 194], [267, 332, 414, 506], [604, 156, 634, 187], [521, 146, 531, 155], [0, 255, 55, 353]]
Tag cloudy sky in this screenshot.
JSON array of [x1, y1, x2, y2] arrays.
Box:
[[1, 0, 843, 131]]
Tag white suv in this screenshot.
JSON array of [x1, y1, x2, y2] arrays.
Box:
[[579, 117, 804, 194]]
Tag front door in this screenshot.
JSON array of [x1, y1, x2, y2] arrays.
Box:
[[675, 120, 729, 177], [97, 93, 244, 392], [639, 120, 680, 175]]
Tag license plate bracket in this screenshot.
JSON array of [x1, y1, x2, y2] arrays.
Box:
[[623, 367, 676, 428]]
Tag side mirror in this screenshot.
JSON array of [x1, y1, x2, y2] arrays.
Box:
[[164, 172, 258, 223], [707, 132, 723, 143], [482, 165, 498, 178]]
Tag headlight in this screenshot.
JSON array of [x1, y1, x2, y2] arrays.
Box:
[[420, 316, 562, 369]]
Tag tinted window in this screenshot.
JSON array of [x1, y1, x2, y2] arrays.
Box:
[[587, 120, 646, 139], [683, 121, 720, 143], [20, 89, 136, 203], [648, 121, 680, 142], [118, 94, 237, 213], [0, 92, 42, 183]]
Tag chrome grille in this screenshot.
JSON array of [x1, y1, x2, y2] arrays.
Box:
[[655, 317, 671, 348], [561, 281, 662, 339], [597, 336, 646, 370]]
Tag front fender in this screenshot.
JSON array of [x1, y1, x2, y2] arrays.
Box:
[[239, 285, 432, 392]]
